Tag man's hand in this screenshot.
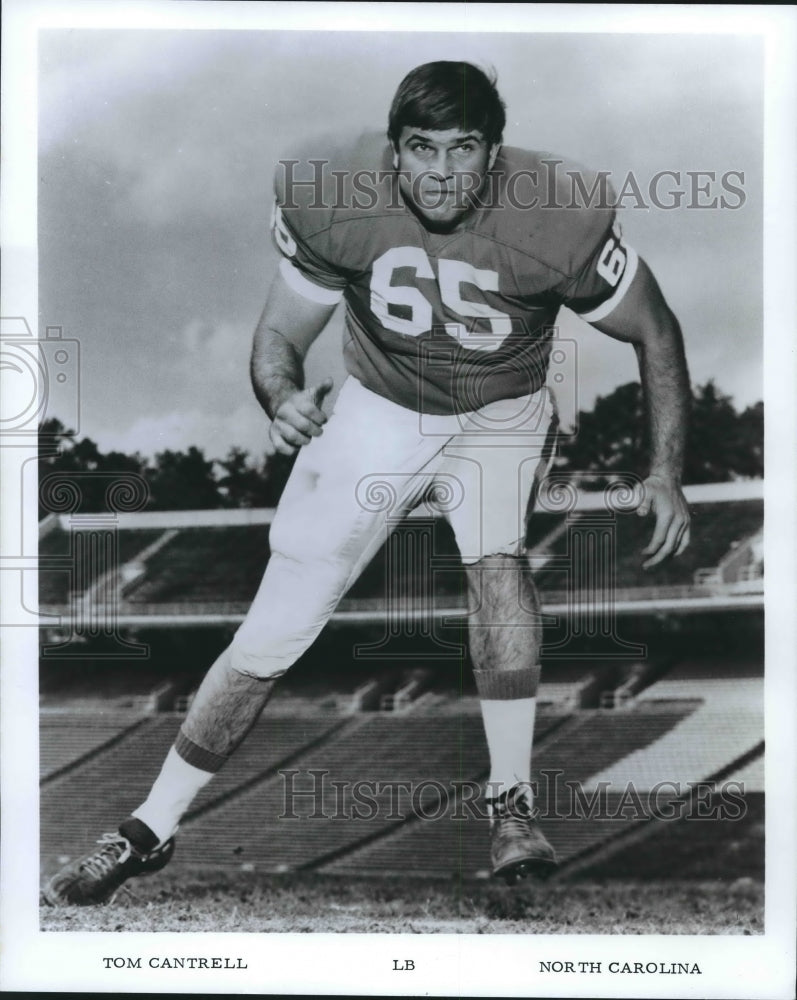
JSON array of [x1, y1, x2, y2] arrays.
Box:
[[637, 475, 690, 569], [267, 378, 334, 456]]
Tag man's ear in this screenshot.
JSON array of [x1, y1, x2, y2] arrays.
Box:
[[391, 144, 400, 169], [488, 144, 501, 169]]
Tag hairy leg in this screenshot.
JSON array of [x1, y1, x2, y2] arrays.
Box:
[[465, 553, 543, 802], [466, 553, 543, 674], [132, 648, 283, 842], [176, 647, 284, 768], [131, 382, 444, 844]]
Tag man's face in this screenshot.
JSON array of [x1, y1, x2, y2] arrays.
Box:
[[394, 126, 498, 230]]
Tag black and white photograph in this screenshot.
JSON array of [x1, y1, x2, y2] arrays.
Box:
[[1, 2, 795, 995]]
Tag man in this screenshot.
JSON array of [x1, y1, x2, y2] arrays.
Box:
[[44, 61, 690, 905]]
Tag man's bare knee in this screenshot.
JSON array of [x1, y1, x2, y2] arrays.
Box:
[[465, 552, 542, 632]]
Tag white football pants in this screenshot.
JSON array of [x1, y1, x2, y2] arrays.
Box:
[[229, 376, 557, 678]]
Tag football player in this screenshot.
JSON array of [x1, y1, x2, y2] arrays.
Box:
[[44, 61, 690, 905]]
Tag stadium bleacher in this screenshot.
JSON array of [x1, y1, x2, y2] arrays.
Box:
[[40, 701, 708, 877], [41, 715, 186, 862], [39, 712, 145, 781], [38, 483, 764, 622], [40, 659, 190, 710], [725, 753, 764, 792], [38, 483, 766, 883], [534, 499, 763, 594], [39, 686, 764, 880], [324, 704, 695, 877], [39, 524, 168, 606], [125, 526, 270, 605], [577, 789, 764, 880], [178, 714, 492, 871]]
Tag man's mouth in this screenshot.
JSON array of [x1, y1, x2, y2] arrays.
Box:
[[419, 186, 459, 204]]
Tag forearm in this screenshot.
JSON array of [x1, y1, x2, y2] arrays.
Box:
[[592, 258, 691, 563], [634, 309, 690, 481], [250, 321, 305, 421], [250, 272, 337, 422]]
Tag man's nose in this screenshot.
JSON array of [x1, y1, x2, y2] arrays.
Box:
[[429, 150, 453, 179]]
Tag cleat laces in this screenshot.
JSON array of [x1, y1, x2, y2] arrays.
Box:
[[490, 791, 532, 828], [79, 834, 133, 878], [497, 809, 532, 839]]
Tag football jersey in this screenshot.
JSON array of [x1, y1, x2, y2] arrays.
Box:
[[272, 131, 637, 415]]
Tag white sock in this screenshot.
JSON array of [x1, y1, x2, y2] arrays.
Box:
[[131, 747, 215, 844], [479, 697, 537, 805]]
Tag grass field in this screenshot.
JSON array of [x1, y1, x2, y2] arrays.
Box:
[[40, 870, 763, 934]]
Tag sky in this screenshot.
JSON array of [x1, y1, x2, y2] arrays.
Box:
[[37, 29, 764, 461]]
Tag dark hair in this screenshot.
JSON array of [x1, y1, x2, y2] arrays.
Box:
[[387, 61, 506, 147]]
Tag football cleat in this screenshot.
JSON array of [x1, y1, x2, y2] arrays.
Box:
[[489, 785, 558, 885], [42, 817, 175, 907]]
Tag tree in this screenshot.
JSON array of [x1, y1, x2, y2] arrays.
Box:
[[37, 372, 761, 518], [557, 382, 647, 483], [682, 382, 764, 483], [725, 400, 763, 479], [38, 418, 146, 516], [146, 447, 222, 510], [217, 447, 272, 509], [558, 380, 763, 486]]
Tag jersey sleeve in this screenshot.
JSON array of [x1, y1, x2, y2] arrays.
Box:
[[559, 219, 639, 323], [271, 168, 347, 306]]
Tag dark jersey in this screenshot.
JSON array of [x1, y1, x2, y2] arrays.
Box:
[[272, 131, 637, 415]]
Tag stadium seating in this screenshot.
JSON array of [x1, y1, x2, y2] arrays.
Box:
[[37, 487, 766, 883], [604, 500, 762, 590], [578, 790, 764, 880], [324, 705, 694, 876], [39, 712, 145, 781], [39, 526, 169, 607], [585, 679, 763, 792], [532, 499, 763, 594], [40, 712, 344, 867], [39, 493, 763, 619], [40, 702, 698, 876], [178, 714, 492, 870], [39, 659, 192, 711], [41, 715, 185, 863], [184, 715, 350, 817], [725, 753, 764, 792], [125, 526, 270, 604]]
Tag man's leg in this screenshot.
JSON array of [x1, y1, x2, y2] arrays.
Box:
[[442, 387, 559, 882], [44, 378, 450, 904], [130, 647, 284, 844], [464, 554, 557, 883], [129, 376, 443, 839], [465, 553, 542, 804], [132, 377, 454, 832]]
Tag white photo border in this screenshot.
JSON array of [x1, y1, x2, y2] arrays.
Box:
[[1, 2, 795, 996]]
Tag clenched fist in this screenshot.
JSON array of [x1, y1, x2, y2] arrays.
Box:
[[266, 378, 334, 456]]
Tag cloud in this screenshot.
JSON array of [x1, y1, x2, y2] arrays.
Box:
[[179, 318, 248, 381], [39, 31, 228, 152], [97, 398, 268, 463]]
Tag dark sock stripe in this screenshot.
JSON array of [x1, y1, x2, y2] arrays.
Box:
[[119, 815, 160, 852], [174, 729, 228, 773], [472, 664, 541, 700]]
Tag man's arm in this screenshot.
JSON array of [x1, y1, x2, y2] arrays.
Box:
[[591, 257, 691, 567], [250, 271, 338, 456]]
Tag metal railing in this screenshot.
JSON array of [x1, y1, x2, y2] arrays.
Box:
[[39, 577, 764, 625]]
